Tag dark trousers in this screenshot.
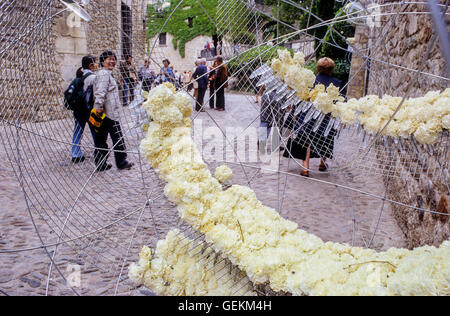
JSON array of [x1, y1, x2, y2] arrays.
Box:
[[123, 78, 135, 106], [196, 87, 207, 111], [216, 87, 225, 110], [94, 117, 128, 168], [142, 78, 153, 92], [127, 78, 135, 101], [209, 84, 215, 109]]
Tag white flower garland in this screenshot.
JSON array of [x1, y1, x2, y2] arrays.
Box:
[[129, 229, 256, 296], [132, 82, 450, 296], [271, 50, 450, 144]]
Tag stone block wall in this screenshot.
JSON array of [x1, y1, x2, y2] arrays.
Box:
[[148, 33, 213, 72], [346, 25, 370, 99], [350, 1, 449, 248], [0, 0, 68, 123]]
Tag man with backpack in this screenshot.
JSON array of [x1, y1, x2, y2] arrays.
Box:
[[64, 55, 97, 163]]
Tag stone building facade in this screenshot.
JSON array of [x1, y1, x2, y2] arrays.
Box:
[[0, 1, 66, 122], [347, 1, 449, 248], [0, 0, 148, 123]]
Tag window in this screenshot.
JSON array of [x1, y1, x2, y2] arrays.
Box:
[[159, 33, 167, 46]]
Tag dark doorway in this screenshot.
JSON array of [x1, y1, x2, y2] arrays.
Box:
[[121, 2, 132, 58]]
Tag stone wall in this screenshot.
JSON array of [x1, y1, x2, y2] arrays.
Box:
[[0, 0, 67, 123], [84, 0, 147, 61], [0, 0, 148, 123], [352, 1, 449, 248]]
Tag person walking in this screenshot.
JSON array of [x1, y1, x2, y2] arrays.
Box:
[[70, 55, 97, 163], [138, 58, 155, 92], [184, 70, 193, 92], [208, 59, 219, 109], [284, 57, 342, 177], [192, 58, 208, 112], [92, 51, 134, 172], [214, 56, 228, 111], [119, 55, 138, 106], [260, 85, 284, 139], [76, 67, 84, 79], [253, 76, 261, 104]]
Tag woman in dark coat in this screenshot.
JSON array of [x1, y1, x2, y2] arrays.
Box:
[[214, 56, 228, 111], [283, 57, 342, 177]]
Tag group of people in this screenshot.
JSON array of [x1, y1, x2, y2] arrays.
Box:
[[134, 55, 230, 113], [203, 41, 222, 58], [69, 52, 134, 172], [259, 57, 343, 178], [191, 56, 229, 112], [120, 57, 184, 99]]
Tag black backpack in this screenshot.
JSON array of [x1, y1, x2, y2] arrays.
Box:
[[64, 73, 94, 112]]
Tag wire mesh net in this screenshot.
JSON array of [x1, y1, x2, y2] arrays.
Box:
[[0, 0, 449, 296]]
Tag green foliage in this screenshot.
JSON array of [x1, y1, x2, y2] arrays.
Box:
[[263, 0, 355, 61], [305, 58, 351, 84], [216, 0, 257, 45], [147, 0, 217, 58], [261, 0, 354, 85]]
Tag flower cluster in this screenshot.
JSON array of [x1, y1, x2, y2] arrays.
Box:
[[132, 83, 450, 296], [271, 50, 450, 144], [129, 229, 256, 296]]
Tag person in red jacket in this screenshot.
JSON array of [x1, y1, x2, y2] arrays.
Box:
[[214, 56, 228, 112]]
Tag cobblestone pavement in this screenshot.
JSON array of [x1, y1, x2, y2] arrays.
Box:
[[0, 91, 406, 296]]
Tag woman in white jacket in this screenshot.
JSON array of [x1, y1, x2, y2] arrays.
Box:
[[93, 51, 133, 172]]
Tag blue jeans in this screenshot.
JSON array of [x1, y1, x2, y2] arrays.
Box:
[[260, 121, 281, 152], [72, 114, 96, 158], [94, 117, 128, 168]]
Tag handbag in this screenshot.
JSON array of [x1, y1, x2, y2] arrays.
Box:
[[89, 109, 106, 133]]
